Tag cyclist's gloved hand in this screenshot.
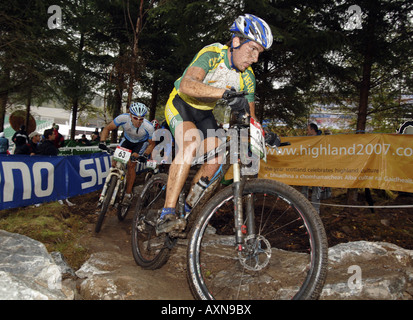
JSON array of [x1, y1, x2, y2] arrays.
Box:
[[98, 142, 108, 150], [222, 89, 250, 113], [138, 153, 149, 163], [265, 131, 281, 147], [228, 95, 250, 113], [222, 88, 237, 101]]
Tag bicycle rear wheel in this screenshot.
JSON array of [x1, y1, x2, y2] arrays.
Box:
[[131, 173, 174, 269], [95, 175, 117, 233], [187, 178, 328, 300]]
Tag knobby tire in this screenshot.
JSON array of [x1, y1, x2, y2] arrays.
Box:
[[95, 175, 117, 233], [117, 180, 129, 221]]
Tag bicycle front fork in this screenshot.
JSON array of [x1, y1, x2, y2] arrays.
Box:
[[232, 162, 255, 251]]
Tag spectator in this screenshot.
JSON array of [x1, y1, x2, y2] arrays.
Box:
[[91, 128, 100, 141], [307, 122, 322, 136], [0, 132, 9, 154], [52, 124, 64, 149], [78, 134, 91, 146], [12, 125, 28, 152], [37, 129, 58, 156], [14, 131, 41, 155]]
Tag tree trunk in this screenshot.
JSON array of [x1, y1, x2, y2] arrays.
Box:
[[356, 48, 373, 133], [126, 0, 144, 108], [149, 75, 159, 121], [71, 100, 78, 138], [0, 91, 8, 133], [0, 65, 11, 132], [25, 85, 32, 132], [70, 32, 85, 141]]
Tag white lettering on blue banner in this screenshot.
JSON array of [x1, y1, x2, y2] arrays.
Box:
[[0, 153, 111, 210]]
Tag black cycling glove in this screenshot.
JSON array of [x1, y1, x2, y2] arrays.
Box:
[[265, 132, 281, 147], [228, 95, 250, 113], [98, 142, 108, 150], [222, 88, 237, 101], [222, 89, 250, 113], [138, 153, 149, 163]]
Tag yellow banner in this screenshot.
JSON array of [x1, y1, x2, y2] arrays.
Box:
[[258, 134, 413, 193]]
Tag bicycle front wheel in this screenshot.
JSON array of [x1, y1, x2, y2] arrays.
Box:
[[187, 178, 328, 300], [95, 175, 117, 233]]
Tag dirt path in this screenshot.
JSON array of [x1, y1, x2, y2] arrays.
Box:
[[76, 208, 194, 300]]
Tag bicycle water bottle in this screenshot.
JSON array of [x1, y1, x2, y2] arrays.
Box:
[[186, 176, 209, 208]]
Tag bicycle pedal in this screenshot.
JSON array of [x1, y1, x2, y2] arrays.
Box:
[[156, 218, 187, 235]]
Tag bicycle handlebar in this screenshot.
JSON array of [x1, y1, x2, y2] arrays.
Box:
[[101, 145, 140, 162]]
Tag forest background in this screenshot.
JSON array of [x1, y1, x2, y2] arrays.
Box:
[[0, 0, 412, 141]]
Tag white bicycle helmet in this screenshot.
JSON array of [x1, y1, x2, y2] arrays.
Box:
[[129, 102, 147, 117], [230, 14, 273, 50]]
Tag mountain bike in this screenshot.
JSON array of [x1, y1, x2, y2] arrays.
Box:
[[131, 93, 328, 299], [95, 146, 152, 233]]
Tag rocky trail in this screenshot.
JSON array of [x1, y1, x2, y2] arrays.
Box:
[[76, 211, 194, 300], [1, 188, 413, 300], [72, 190, 413, 300]]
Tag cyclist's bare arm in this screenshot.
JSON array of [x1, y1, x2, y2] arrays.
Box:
[[100, 121, 117, 142], [179, 66, 226, 103], [248, 101, 257, 120], [180, 66, 257, 120], [144, 139, 156, 156]]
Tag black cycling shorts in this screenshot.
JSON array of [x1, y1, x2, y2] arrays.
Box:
[[165, 92, 219, 139]]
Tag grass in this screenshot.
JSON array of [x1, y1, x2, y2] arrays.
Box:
[[0, 201, 90, 270]]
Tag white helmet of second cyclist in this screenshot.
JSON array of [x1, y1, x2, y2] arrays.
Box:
[[129, 102, 147, 117], [230, 14, 273, 50]]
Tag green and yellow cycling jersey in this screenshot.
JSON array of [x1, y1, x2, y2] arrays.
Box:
[[173, 43, 256, 111]]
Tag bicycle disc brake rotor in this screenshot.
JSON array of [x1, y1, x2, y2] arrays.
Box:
[[238, 235, 272, 271]]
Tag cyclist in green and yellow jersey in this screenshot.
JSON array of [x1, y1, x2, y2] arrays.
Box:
[[158, 14, 273, 230]]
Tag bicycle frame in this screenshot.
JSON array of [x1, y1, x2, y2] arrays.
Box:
[[98, 149, 151, 208], [171, 122, 260, 251], [98, 160, 127, 207]]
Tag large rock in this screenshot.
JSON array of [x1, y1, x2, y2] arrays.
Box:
[[0, 230, 76, 300], [322, 241, 413, 300], [75, 245, 193, 300]]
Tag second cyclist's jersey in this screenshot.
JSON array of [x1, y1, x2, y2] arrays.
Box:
[[174, 43, 256, 111], [113, 114, 154, 144]]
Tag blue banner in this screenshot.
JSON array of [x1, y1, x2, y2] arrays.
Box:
[[0, 153, 111, 210]]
